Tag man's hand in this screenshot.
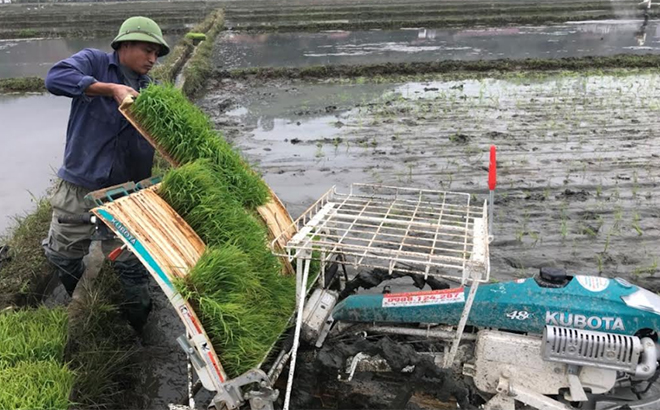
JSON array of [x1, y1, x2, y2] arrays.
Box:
[[86, 82, 139, 104], [110, 84, 139, 105]]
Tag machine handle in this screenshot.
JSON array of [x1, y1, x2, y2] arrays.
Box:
[[58, 213, 96, 225], [107, 245, 126, 262], [488, 145, 497, 191]]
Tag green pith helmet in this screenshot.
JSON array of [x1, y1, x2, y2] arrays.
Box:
[[111, 16, 170, 57]]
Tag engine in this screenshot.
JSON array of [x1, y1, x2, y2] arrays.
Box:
[[466, 326, 659, 405]]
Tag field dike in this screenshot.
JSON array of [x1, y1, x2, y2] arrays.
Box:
[[219, 55, 660, 80]]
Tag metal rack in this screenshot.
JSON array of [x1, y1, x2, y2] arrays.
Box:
[[273, 183, 490, 284], [272, 184, 492, 410]]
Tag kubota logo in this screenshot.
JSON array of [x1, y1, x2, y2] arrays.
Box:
[[111, 219, 137, 245], [545, 312, 625, 331]]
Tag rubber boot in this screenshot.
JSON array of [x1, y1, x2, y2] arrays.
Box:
[[45, 253, 85, 297], [114, 260, 152, 333]]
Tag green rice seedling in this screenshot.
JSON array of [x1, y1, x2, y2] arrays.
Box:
[[0, 307, 68, 365], [176, 246, 295, 377], [131, 85, 269, 209], [161, 160, 296, 378], [0, 360, 74, 410]]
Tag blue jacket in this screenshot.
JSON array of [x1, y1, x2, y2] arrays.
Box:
[[45, 48, 154, 191]]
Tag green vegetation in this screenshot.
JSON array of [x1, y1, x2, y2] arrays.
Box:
[[0, 307, 73, 410], [182, 11, 224, 97], [0, 360, 74, 410], [132, 84, 295, 378], [0, 77, 46, 94], [132, 84, 269, 209], [185, 32, 207, 41], [67, 264, 140, 408], [158, 160, 294, 379], [150, 9, 223, 85], [150, 38, 194, 83], [17, 28, 38, 38], [0, 307, 68, 364], [0, 199, 53, 308]]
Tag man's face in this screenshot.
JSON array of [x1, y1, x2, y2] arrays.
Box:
[[120, 41, 161, 75]]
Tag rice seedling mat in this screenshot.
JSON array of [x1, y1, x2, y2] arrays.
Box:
[[91, 187, 229, 391], [119, 96, 295, 275]]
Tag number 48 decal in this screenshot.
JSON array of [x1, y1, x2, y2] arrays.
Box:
[[506, 310, 531, 320]]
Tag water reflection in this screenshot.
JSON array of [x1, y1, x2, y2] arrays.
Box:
[[216, 21, 660, 69], [0, 34, 179, 79], [0, 94, 68, 234]]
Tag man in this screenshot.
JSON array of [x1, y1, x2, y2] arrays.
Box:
[[43, 16, 169, 331]]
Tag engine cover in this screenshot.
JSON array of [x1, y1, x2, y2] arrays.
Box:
[[543, 325, 642, 373], [470, 329, 616, 395]]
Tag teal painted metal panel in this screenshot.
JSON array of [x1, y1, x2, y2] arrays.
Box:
[[333, 277, 660, 336]]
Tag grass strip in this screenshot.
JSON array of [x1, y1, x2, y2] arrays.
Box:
[[0, 360, 75, 410], [151, 9, 222, 84], [0, 77, 46, 93], [181, 11, 225, 97], [131, 84, 269, 209], [66, 263, 140, 409], [221, 55, 660, 80], [0, 307, 68, 365], [0, 199, 53, 309], [150, 37, 194, 83]]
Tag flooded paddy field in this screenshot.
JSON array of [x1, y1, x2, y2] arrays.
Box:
[[0, 35, 180, 78], [221, 0, 657, 31], [199, 71, 660, 286], [217, 21, 660, 69], [2, 0, 660, 408], [0, 0, 216, 39], [0, 94, 66, 234]]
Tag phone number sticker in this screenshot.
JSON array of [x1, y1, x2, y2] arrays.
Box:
[[383, 288, 465, 307]]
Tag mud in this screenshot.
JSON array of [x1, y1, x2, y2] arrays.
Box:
[[199, 73, 660, 286], [291, 336, 472, 409], [130, 280, 213, 409]]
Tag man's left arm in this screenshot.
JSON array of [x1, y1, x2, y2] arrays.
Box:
[[45, 48, 100, 99]]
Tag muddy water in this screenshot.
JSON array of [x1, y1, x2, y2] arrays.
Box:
[[216, 21, 660, 69], [0, 35, 180, 79], [0, 94, 67, 236], [200, 73, 660, 284]]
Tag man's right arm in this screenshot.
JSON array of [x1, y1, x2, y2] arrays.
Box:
[[45, 48, 137, 104], [85, 82, 138, 105]]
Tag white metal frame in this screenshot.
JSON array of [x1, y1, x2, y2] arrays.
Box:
[[272, 184, 491, 410]]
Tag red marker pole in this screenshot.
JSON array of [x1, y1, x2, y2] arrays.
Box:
[[488, 146, 497, 239]]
